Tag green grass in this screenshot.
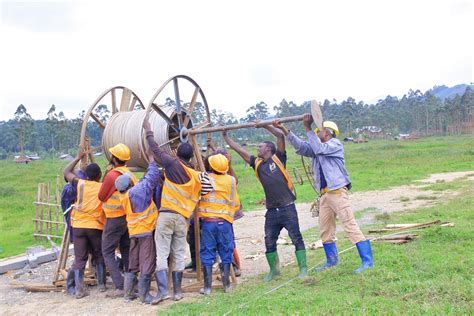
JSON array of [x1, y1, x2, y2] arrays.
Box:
[[0, 157, 111, 258], [161, 181, 474, 315], [0, 135, 473, 258]]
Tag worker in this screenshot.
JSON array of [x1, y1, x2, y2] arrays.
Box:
[[143, 116, 212, 303], [114, 149, 161, 304], [198, 154, 241, 295], [274, 114, 374, 273], [64, 152, 106, 299], [186, 140, 243, 277], [98, 143, 137, 298], [222, 125, 308, 281], [61, 169, 87, 242]]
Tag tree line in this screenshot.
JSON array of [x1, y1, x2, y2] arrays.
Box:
[[0, 86, 472, 159]]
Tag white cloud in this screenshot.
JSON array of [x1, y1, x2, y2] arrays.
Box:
[[0, 0, 472, 120]]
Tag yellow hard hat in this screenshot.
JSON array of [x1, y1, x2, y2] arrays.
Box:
[[208, 154, 229, 174], [109, 143, 131, 161], [314, 121, 340, 137]]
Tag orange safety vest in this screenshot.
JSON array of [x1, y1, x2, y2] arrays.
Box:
[[71, 179, 106, 230], [254, 155, 296, 197], [160, 161, 202, 219], [103, 166, 138, 218], [121, 191, 158, 237], [198, 173, 241, 223]]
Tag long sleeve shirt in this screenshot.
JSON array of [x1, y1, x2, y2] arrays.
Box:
[[287, 131, 351, 192], [98, 170, 122, 202], [129, 160, 162, 214]]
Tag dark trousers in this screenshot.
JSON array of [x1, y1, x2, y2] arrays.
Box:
[[128, 235, 156, 275], [71, 228, 104, 270], [102, 216, 130, 290], [264, 203, 305, 253], [200, 220, 234, 266]]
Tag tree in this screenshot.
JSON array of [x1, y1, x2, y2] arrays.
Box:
[[46, 104, 59, 154], [94, 104, 111, 123], [242, 102, 270, 122], [13, 104, 33, 153]]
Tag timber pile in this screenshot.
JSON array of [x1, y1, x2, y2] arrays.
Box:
[[368, 220, 454, 244], [369, 234, 418, 244], [368, 220, 450, 234]]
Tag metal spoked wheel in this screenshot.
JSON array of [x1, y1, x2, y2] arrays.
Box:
[[146, 75, 212, 153], [79, 86, 145, 163]]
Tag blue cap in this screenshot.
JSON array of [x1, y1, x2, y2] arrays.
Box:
[[115, 174, 131, 192]]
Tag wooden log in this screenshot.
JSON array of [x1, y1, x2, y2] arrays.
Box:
[[53, 225, 70, 283], [187, 114, 306, 135], [370, 234, 418, 241], [190, 134, 204, 282], [10, 281, 63, 292], [369, 220, 442, 234], [385, 224, 423, 229]]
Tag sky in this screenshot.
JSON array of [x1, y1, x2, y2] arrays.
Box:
[[0, 0, 472, 121]]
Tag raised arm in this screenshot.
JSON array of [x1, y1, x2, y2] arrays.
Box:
[[143, 114, 171, 167], [273, 120, 315, 158], [206, 136, 216, 152], [63, 152, 85, 183], [222, 130, 251, 164], [262, 124, 285, 153]]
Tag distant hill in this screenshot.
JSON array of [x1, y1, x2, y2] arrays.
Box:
[[429, 84, 473, 100]]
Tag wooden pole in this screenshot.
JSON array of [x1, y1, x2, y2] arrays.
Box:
[[187, 114, 306, 136], [189, 134, 204, 282]]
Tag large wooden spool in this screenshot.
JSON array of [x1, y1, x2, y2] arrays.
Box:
[[79, 75, 211, 170]]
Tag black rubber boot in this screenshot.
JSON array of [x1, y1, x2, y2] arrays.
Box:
[[221, 264, 233, 293], [199, 266, 212, 295], [151, 269, 170, 305], [123, 272, 137, 301], [95, 263, 107, 292], [74, 269, 88, 299], [138, 274, 155, 304], [231, 261, 241, 277], [66, 269, 75, 295], [172, 271, 183, 301]]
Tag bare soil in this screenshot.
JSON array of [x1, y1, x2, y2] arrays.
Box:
[[1, 171, 472, 315]]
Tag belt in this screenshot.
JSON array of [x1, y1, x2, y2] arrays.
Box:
[[320, 187, 347, 195], [202, 218, 226, 223], [159, 209, 180, 215], [267, 202, 295, 211]]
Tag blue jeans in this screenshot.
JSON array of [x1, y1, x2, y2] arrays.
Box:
[[264, 203, 305, 253], [200, 220, 234, 266]]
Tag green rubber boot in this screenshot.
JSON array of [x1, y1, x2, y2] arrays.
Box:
[[295, 250, 308, 279], [263, 252, 280, 282]]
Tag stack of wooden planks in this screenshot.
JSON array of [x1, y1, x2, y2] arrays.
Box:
[[368, 220, 454, 244]]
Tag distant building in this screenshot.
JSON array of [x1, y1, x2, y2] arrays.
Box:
[[15, 156, 32, 164], [354, 126, 384, 138]]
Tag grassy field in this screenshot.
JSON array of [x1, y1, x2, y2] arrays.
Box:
[[162, 178, 474, 315], [0, 135, 473, 258]]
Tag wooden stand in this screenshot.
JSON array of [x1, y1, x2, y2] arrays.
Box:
[[33, 178, 64, 241]]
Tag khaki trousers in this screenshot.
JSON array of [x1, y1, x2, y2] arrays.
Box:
[[319, 189, 365, 244], [154, 212, 188, 271]]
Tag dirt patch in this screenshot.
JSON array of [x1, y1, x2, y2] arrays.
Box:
[[1, 170, 472, 315]]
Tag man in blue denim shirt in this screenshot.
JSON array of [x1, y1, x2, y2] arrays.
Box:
[[274, 114, 373, 274], [223, 126, 308, 282]]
